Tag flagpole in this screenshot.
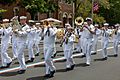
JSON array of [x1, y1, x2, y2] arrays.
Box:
[[92, 0, 94, 24]]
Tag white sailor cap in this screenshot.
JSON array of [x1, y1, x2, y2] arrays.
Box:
[[94, 24, 99, 27], [67, 26, 74, 30], [35, 23, 40, 25], [28, 20, 34, 23], [115, 24, 119, 27], [65, 23, 71, 26], [83, 22, 88, 25], [86, 17, 92, 21], [20, 16, 27, 20], [3, 19, 9, 22], [104, 23, 109, 26]]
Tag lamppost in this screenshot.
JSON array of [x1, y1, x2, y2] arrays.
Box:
[[72, 0, 75, 28]]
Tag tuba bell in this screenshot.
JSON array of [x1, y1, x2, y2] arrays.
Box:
[[75, 17, 84, 26], [56, 28, 64, 39]]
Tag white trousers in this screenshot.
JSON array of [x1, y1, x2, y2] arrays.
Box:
[[102, 39, 109, 58], [113, 39, 119, 55], [81, 38, 86, 54], [17, 41, 27, 70], [34, 40, 40, 54], [64, 49, 75, 68], [12, 39, 18, 58], [1, 42, 12, 66], [93, 37, 98, 53], [75, 39, 81, 52], [84, 38, 93, 64], [44, 47, 56, 74], [28, 40, 35, 60]]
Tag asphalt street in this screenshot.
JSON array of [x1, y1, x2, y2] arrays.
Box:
[[0, 41, 120, 80]]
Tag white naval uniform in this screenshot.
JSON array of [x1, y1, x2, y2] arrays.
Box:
[[12, 30, 18, 59], [34, 28, 42, 54], [0, 27, 12, 66], [80, 29, 86, 55], [27, 27, 36, 60], [113, 29, 120, 55], [43, 27, 57, 74], [63, 33, 75, 68], [101, 29, 110, 58], [93, 29, 101, 53], [83, 24, 95, 64], [74, 28, 81, 52], [17, 24, 29, 70]]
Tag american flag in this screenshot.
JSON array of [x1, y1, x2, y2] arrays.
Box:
[[93, 2, 99, 12]]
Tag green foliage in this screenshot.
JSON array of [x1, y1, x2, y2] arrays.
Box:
[[99, 0, 120, 24], [20, 0, 58, 19], [0, 9, 7, 13]]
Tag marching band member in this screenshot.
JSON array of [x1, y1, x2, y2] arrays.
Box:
[[15, 16, 29, 74], [42, 21, 57, 78], [101, 23, 110, 60], [74, 25, 81, 53], [80, 22, 87, 57], [50, 21, 57, 58], [63, 26, 75, 71], [34, 23, 42, 56], [0, 19, 12, 68], [83, 18, 95, 66], [113, 24, 120, 57], [92, 24, 101, 54], [11, 16, 19, 60], [26, 20, 36, 63]]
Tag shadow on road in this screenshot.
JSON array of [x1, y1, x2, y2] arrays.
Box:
[[75, 63, 90, 67], [94, 58, 106, 61], [0, 71, 18, 77], [56, 68, 66, 72], [26, 75, 50, 80]]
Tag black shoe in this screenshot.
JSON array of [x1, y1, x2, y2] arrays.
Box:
[[85, 63, 90, 66], [74, 48, 77, 50], [66, 68, 71, 71], [92, 52, 97, 55], [114, 54, 118, 57], [70, 64, 75, 70], [81, 54, 86, 58], [35, 53, 39, 56], [102, 57, 107, 60], [17, 70, 26, 74], [49, 70, 56, 78], [26, 58, 34, 63], [0, 66, 7, 69], [44, 74, 50, 78], [31, 58, 34, 62], [6, 62, 12, 68], [51, 53, 57, 58]]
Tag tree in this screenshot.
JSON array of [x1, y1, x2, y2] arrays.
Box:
[[99, 0, 120, 24], [20, 0, 58, 20], [66, 0, 110, 24]]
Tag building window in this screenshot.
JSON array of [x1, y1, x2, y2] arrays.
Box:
[[58, 11, 62, 20], [13, 7, 19, 16], [68, 13, 72, 26], [63, 12, 68, 27]]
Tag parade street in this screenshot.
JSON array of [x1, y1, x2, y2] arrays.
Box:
[[0, 41, 120, 80]]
